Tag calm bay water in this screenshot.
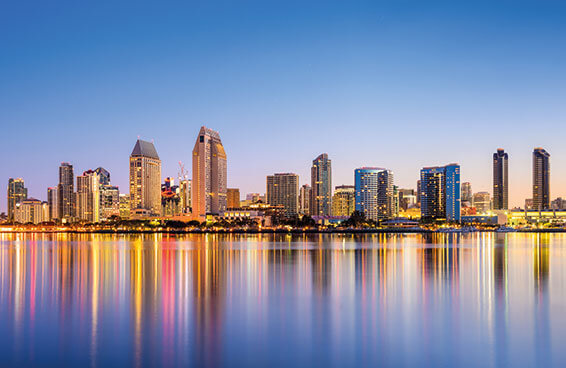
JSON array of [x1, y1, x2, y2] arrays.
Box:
[[0, 232, 565, 367]]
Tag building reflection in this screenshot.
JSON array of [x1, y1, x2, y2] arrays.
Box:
[[0, 232, 561, 366]]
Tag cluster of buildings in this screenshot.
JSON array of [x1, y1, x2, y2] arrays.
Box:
[[3, 125, 563, 227]]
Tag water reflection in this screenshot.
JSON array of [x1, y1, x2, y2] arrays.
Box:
[[0, 233, 566, 367]]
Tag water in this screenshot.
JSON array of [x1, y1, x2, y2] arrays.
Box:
[[0, 232, 565, 367]]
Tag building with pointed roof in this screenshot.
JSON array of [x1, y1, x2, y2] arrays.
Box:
[[129, 139, 162, 217]]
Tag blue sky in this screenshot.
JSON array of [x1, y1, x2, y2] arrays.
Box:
[[1, 0, 566, 211]]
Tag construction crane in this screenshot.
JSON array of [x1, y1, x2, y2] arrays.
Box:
[[178, 161, 188, 181]]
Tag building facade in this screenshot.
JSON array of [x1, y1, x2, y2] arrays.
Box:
[[77, 170, 100, 223], [310, 153, 332, 216], [14, 198, 48, 224], [354, 168, 395, 222], [299, 184, 311, 215], [332, 185, 355, 217], [100, 185, 120, 221], [129, 139, 162, 217], [473, 192, 491, 214], [47, 187, 58, 221], [532, 147, 550, 211], [266, 173, 299, 216], [493, 149, 509, 210], [192, 126, 227, 219], [420, 164, 461, 222], [7, 178, 27, 221], [58, 162, 75, 222], [461, 182, 472, 205], [227, 188, 240, 209]]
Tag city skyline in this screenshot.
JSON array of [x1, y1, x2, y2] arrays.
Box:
[[2, 1, 566, 212]]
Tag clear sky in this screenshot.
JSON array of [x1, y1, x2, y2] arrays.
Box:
[[1, 0, 566, 212]]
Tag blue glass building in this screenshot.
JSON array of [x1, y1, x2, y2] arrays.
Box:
[[420, 164, 461, 222], [355, 168, 394, 221]]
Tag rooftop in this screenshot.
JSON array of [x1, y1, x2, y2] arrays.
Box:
[[131, 139, 160, 159]]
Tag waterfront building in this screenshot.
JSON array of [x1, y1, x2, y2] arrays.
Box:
[[161, 177, 181, 217], [179, 179, 191, 213], [332, 185, 355, 217], [14, 198, 48, 224], [58, 162, 75, 222], [129, 139, 162, 217], [398, 189, 417, 210], [416, 180, 421, 207], [119, 194, 130, 219], [299, 184, 311, 215], [532, 147, 550, 211], [266, 173, 299, 216], [310, 153, 332, 216], [473, 192, 491, 214], [100, 185, 120, 221], [47, 187, 58, 221], [227, 188, 240, 209], [493, 149, 509, 210], [354, 168, 395, 222], [192, 126, 227, 219], [420, 164, 461, 222], [7, 178, 27, 221], [77, 170, 100, 223], [461, 182, 472, 206]]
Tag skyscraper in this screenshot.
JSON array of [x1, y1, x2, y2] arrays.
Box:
[[461, 182, 472, 205], [493, 149, 509, 210], [129, 139, 162, 217], [266, 173, 299, 216], [473, 192, 492, 214], [332, 185, 355, 217], [227, 188, 240, 209], [310, 153, 332, 216], [7, 178, 27, 221], [420, 164, 461, 222], [76, 170, 100, 223], [354, 168, 395, 222], [192, 126, 227, 219], [95, 167, 111, 186], [100, 185, 120, 220], [299, 184, 311, 215], [533, 147, 550, 211], [47, 187, 58, 221], [58, 162, 75, 222]]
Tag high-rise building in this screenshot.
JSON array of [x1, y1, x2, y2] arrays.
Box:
[[310, 153, 332, 216], [493, 149, 509, 210], [332, 185, 355, 217], [398, 189, 417, 210], [192, 126, 227, 219], [58, 162, 75, 222], [100, 185, 120, 220], [119, 194, 130, 219], [266, 173, 299, 216], [77, 170, 100, 223], [7, 178, 27, 221], [179, 179, 191, 213], [416, 180, 421, 207], [47, 187, 58, 221], [299, 184, 311, 215], [461, 182, 472, 205], [420, 164, 461, 222], [354, 168, 395, 222], [95, 167, 111, 186], [473, 192, 491, 214], [161, 177, 181, 217], [14, 198, 48, 224], [533, 147, 550, 211], [129, 139, 162, 217], [227, 188, 240, 209]]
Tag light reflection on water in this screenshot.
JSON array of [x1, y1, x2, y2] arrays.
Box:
[[0, 232, 565, 367]]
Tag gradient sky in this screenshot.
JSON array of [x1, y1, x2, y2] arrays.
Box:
[[2, 0, 566, 212]]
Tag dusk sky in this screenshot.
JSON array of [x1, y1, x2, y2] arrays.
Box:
[[2, 0, 566, 212]]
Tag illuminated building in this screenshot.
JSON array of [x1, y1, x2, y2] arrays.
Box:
[[7, 178, 27, 221], [525, 198, 534, 211], [129, 139, 162, 217], [100, 185, 120, 220], [299, 184, 311, 215], [192, 126, 227, 219], [533, 147, 550, 211], [310, 153, 332, 216], [47, 187, 58, 221], [119, 194, 130, 219], [332, 185, 355, 217], [58, 162, 75, 222], [461, 182, 472, 206], [179, 179, 191, 213], [227, 188, 240, 209], [354, 168, 395, 221], [77, 170, 100, 223], [493, 149, 509, 210], [14, 198, 48, 224], [95, 167, 111, 186], [472, 191, 491, 214], [246, 193, 263, 202], [551, 197, 566, 210], [420, 164, 461, 222], [161, 177, 181, 216], [266, 173, 299, 216], [398, 189, 417, 210]]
